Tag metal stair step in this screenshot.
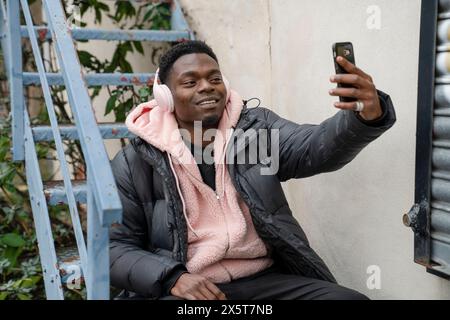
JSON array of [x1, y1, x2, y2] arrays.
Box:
[[23, 72, 155, 87], [44, 180, 87, 206], [57, 246, 83, 287], [32, 123, 134, 142], [21, 26, 190, 42]]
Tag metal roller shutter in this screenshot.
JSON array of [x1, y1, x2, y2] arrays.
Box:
[[405, 0, 450, 279]]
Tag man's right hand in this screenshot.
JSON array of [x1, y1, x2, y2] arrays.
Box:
[[170, 273, 227, 300]]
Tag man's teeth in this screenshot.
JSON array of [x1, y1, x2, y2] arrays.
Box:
[[200, 100, 216, 105]]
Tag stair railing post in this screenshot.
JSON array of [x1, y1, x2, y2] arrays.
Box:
[[87, 172, 110, 300], [24, 111, 64, 300], [0, 0, 10, 72], [6, 0, 24, 160]]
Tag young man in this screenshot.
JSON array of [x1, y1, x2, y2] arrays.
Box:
[[110, 40, 396, 300]]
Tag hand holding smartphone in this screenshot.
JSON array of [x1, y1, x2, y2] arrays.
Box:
[[330, 42, 384, 121], [332, 42, 357, 103]]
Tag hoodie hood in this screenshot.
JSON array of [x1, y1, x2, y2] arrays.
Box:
[[125, 89, 244, 164]]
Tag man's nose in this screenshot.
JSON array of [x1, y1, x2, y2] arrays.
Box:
[[197, 78, 214, 93]]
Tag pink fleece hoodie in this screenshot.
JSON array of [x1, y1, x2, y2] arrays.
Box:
[[125, 89, 273, 283]]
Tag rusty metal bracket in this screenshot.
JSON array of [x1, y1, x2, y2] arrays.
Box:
[[403, 203, 423, 235]]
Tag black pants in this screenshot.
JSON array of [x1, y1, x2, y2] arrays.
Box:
[[160, 265, 369, 300]]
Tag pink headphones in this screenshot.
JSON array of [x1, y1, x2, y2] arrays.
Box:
[[153, 68, 231, 113]]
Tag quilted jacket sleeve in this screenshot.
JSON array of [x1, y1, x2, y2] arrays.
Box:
[[109, 147, 187, 299], [264, 90, 396, 181]]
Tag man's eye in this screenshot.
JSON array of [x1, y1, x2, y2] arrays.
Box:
[[211, 78, 222, 83], [183, 81, 196, 86]]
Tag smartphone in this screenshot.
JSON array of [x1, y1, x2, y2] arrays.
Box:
[[332, 42, 357, 103]]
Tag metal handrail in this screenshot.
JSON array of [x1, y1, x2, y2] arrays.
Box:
[[20, 26, 190, 41], [19, 0, 89, 285], [42, 0, 123, 226], [22, 72, 156, 86], [23, 110, 64, 299]]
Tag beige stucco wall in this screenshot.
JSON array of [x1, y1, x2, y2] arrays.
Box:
[[179, 0, 450, 299]]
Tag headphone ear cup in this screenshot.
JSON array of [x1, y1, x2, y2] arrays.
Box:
[[153, 68, 174, 113], [222, 75, 231, 103], [154, 83, 174, 113]]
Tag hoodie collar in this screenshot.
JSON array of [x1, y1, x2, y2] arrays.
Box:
[[125, 89, 244, 164]]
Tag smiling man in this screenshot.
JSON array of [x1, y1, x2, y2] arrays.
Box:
[[109, 40, 396, 300]]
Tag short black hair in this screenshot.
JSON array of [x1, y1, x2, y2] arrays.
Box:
[[158, 40, 219, 84]]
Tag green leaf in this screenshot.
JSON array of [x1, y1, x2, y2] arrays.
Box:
[[138, 87, 150, 102], [0, 258, 11, 274], [3, 246, 22, 270], [143, 8, 154, 22], [124, 98, 134, 114], [91, 86, 102, 100], [145, 4, 172, 30], [29, 275, 41, 286], [119, 59, 133, 73], [17, 293, 31, 300], [159, 6, 171, 17], [108, 42, 134, 73], [97, 2, 110, 12], [94, 7, 102, 24], [133, 41, 144, 55], [12, 279, 21, 289], [20, 278, 35, 288], [115, 98, 134, 122], [2, 206, 14, 216], [80, 3, 90, 17], [114, 1, 136, 22], [78, 50, 94, 68], [122, 41, 133, 54], [0, 165, 15, 184], [0, 136, 10, 162], [105, 95, 117, 116], [0, 292, 8, 300], [35, 144, 50, 159], [1, 233, 26, 247], [4, 183, 19, 195]]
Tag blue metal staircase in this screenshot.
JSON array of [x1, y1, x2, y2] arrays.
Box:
[[0, 0, 193, 299]]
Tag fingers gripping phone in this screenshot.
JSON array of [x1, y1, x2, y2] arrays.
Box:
[[332, 42, 357, 103]]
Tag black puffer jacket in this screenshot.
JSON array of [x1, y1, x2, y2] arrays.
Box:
[[110, 90, 396, 299]]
